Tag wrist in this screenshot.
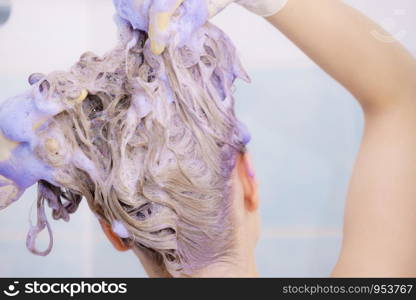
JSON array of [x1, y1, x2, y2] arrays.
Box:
[[237, 0, 289, 17]]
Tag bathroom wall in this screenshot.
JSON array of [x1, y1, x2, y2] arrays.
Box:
[[0, 0, 415, 277]]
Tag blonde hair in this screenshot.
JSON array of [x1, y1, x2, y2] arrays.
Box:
[[27, 19, 250, 276]]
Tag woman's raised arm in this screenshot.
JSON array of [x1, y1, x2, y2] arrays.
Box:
[[267, 0, 416, 276]]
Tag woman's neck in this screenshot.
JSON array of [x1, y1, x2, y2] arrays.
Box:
[[189, 254, 259, 278]]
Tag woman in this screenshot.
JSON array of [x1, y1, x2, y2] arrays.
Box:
[[1, 0, 415, 277], [105, 0, 416, 277]]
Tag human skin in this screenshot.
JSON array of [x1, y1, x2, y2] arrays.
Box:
[[104, 0, 416, 277], [268, 0, 416, 277]]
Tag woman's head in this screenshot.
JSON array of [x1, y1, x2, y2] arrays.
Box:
[[0, 14, 260, 277]]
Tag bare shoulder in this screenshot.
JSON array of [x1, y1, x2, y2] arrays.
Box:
[[332, 102, 416, 277]]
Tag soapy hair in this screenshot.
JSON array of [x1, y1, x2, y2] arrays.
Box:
[[28, 19, 250, 276]]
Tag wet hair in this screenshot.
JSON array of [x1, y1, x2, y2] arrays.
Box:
[[8, 17, 250, 276]]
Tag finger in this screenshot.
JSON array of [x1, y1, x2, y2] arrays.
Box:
[[0, 131, 19, 163], [0, 175, 21, 210], [207, 0, 234, 18], [148, 0, 185, 55]]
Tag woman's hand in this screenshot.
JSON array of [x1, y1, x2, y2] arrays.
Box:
[[114, 0, 207, 54], [113, 0, 289, 55], [148, 0, 288, 54]]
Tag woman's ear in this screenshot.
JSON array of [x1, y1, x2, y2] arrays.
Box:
[[236, 152, 259, 212], [98, 218, 131, 252]]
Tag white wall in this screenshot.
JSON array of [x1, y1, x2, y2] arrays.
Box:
[[0, 0, 415, 277]]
